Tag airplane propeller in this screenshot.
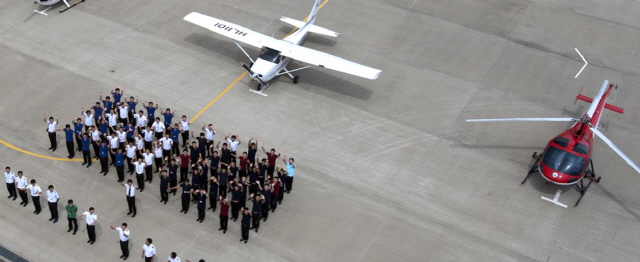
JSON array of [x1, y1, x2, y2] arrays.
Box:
[[240, 62, 268, 87]]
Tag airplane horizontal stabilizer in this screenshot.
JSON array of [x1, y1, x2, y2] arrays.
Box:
[[280, 16, 339, 37]]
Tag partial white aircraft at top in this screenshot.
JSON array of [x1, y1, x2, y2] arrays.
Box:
[[183, 0, 382, 96]]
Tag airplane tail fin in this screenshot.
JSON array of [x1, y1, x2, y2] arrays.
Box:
[[574, 86, 625, 114], [306, 0, 322, 26], [280, 16, 338, 37]]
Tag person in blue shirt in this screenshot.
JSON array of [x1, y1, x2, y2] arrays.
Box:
[[124, 123, 135, 144], [58, 124, 75, 159], [169, 124, 181, 156], [283, 156, 296, 194], [161, 108, 175, 131], [79, 133, 92, 168], [143, 101, 158, 128], [98, 119, 109, 139], [99, 141, 109, 175], [72, 118, 84, 152], [126, 96, 138, 126], [111, 87, 123, 104], [92, 102, 104, 123], [113, 147, 126, 182], [99, 92, 113, 110]]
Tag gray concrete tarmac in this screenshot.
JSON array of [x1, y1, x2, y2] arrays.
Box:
[[1, 0, 640, 261]]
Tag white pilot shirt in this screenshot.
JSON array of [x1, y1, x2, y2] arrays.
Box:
[[83, 211, 97, 225], [117, 131, 127, 143], [134, 114, 148, 127], [124, 184, 136, 197], [126, 145, 137, 158], [227, 139, 239, 152], [142, 244, 156, 257], [83, 112, 94, 126], [16, 176, 28, 189], [118, 105, 129, 119], [4, 171, 15, 183], [46, 190, 59, 203], [159, 138, 172, 150], [135, 137, 144, 149], [205, 128, 215, 141], [47, 121, 57, 133], [143, 153, 154, 165], [133, 162, 146, 174], [180, 120, 190, 131], [116, 227, 130, 242], [26, 184, 41, 197], [152, 122, 165, 133], [142, 130, 154, 142], [108, 136, 119, 149], [91, 130, 101, 142], [154, 147, 163, 158], [168, 256, 181, 262], [106, 113, 118, 126]]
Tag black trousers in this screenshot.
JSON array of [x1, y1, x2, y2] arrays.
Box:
[[220, 215, 228, 231], [75, 136, 82, 151], [154, 158, 163, 171], [87, 225, 96, 242], [18, 189, 28, 204], [48, 132, 57, 149], [230, 151, 237, 164], [145, 165, 153, 182], [219, 184, 227, 199], [267, 166, 275, 178], [6, 182, 16, 198], [116, 165, 125, 182], [68, 217, 78, 232], [120, 240, 129, 257], [181, 196, 190, 212], [181, 132, 189, 146], [126, 196, 136, 215], [32, 196, 41, 212], [241, 224, 249, 241], [145, 257, 153, 262], [48, 202, 58, 220], [252, 211, 261, 230], [136, 174, 144, 190], [127, 158, 134, 173], [160, 187, 168, 202], [180, 167, 188, 182], [119, 117, 128, 126], [155, 132, 163, 140], [231, 201, 240, 220], [271, 195, 278, 211], [209, 191, 217, 211], [82, 150, 91, 165], [92, 142, 100, 158], [278, 189, 284, 204], [66, 141, 74, 158], [110, 152, 116, 165], [100, 157, 109, 173], [169, 177, 177, 194], [197, 204, 205, 220], [286, 176, 294, 192], [163, 150, 170, 160], [261, 203, 269, 221], [144, 141, 152, 151], [171, 142, 179, 156]]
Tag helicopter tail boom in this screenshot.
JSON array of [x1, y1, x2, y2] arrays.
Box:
[[575, 87, 625, 114]]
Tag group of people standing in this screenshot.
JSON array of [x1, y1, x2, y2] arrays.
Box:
[[13, 87, 298, 260]]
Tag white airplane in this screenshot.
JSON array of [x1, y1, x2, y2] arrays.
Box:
[[183, 0, 382, 96], [34, 0, 83, 15]]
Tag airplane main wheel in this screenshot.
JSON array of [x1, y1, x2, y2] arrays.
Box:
[[293, 75, 299, 84], [257, 84, 262, 91]]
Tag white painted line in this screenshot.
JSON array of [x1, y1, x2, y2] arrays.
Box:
[[249, 89, 268, 97], [34, 6, 52, 16], [575, 48, 588, 78], [541, 189, 568, 208]]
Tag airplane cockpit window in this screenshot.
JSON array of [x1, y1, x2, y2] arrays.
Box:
[[542, 146, 586, 176], [259, 48, 281, 63]]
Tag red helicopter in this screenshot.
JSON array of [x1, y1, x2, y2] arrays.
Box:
[[467, 80, 640, 206]]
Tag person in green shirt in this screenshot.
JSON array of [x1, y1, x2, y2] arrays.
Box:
[[65, 199, 78, 234]]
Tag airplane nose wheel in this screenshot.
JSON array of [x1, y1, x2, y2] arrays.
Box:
[[257, 84, 262, 91], [293, 75, 299, 84]]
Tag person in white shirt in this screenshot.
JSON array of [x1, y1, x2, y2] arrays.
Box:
[[81, 108, 95, 132], [77, 207, 97, 244], [113, 126, 127, 149], [142, 149, 155, 183], [154, 142, 163, 173], [225, 134, 241, 164], [134, 134, 145, 159], [46, 185, 60, 223], [151, 118, 165, 140], [202, 124, 216, 155], [120, 179, 138, 217], [141, 238, 156, 262], [15, 171, 28, 206], [180, 115, 190, 148], [110, 223, 130, 260], [159, 134, 173, 161], [90, 126, 102, 157], [132, 158, 146, 192], [43, 115, 58, 151], [141, 126, 154, 151], [105, 109, 119, 134], [26, 179, 42, 215], [134, 111, 148, 129], [126, 142, 137, 174], [4, 166, 17, 200], [168, 252, 181, 262], [108, 133, 119, 166], [118, 102, 130, 126]]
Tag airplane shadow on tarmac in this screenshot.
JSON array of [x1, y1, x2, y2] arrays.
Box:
[[184, 33, 374, 101]]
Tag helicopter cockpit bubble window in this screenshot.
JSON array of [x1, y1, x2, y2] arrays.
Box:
[[259, 47, 281, 63], [542, 146, 586, 176]]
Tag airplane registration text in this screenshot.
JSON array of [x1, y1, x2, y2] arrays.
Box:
[[214, 23, 247, 36]]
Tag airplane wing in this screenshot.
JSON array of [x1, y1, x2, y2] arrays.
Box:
[[267, 41, 382, 80], [183, 12, 277, 49]]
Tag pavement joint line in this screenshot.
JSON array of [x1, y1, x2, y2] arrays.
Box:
[[356, 206, 394, 262], [0, 0, 330, 161]]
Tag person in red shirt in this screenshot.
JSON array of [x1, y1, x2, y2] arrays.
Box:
[[218, 196, 229, 234], [236, 152, 249, 178], [178, 149, 190, 183], [270, 177, 282, 212], [261, 145, 280, 178]]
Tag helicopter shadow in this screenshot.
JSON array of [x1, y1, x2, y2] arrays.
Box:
[[594, 183, 640, 222], [184, 33, 374, 100]]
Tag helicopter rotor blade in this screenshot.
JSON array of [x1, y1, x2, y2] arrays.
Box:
[[591, 128, 640, 175], [466, 118, 579, 123]]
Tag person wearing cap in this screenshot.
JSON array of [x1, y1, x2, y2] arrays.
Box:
[[15, 171, 28, 206], [78, 207, 98, 245], [26, 179, 42, 215], [46, 185, 59, 223], [141, 238, 156, 262], [110, 223, 130, 260], [4, 166, 17, 200], [43, 115, 58, 151]]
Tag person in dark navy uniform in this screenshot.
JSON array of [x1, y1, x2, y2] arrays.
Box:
[[230, 184, 241, 221], [250, 193, 263, 233], [169, 179, 193, 214], [196, 189, 208, 223], [159, 170, 170, 204], [208, 177, 219, 212], [167, 157, 179, 195], [240, 207, 251, 243]]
